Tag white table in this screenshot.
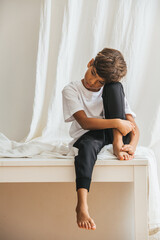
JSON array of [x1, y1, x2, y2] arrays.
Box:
[[0, 157, 149, 239]]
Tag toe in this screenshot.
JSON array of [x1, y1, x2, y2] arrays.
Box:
[[87, 221, 91, 229], [84, 222, 88, 229], [90, 219, 96, 230], [87, 221, 91, 230], [119, 153, 124, 160], [91, 224, 96, 230], [78, 222, 82, 228], [81, 222, 85, 228], [83, 222, 86, 229]]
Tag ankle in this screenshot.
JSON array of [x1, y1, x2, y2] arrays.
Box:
[[113, 140, 123, 148], [76, 202, 88, 210]]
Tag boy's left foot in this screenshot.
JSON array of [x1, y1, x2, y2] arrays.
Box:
[[75, 205, 96, 230]]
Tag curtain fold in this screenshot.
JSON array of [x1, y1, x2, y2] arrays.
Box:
[[23, 0, 52, 142]]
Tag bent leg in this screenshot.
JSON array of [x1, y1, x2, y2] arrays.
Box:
[[102, 81, 126, 119], [102, 81, 130, 144], [102, 82, 131, 160]]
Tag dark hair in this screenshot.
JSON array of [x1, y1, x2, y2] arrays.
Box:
[[93, 48, 127, 84]]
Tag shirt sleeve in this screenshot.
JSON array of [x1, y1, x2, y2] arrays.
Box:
[[62, 86, 84, 122], [124, 96, 136, 119]]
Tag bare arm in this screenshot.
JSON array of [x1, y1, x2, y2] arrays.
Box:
[[73, 110, 136, 136]]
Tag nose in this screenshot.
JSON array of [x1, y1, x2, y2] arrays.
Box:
[[90, 79, 97, 86]]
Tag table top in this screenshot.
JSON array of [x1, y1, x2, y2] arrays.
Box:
[[0, 157, 149, 166]]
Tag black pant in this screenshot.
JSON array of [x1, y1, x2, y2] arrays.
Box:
[[73, 82, 130, 192]]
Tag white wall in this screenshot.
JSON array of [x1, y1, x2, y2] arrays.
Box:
[[0, 0, 40, 141], [0, 1, 138, 239]]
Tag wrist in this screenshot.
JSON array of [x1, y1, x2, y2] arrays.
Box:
[[113, 119, 121, 129]]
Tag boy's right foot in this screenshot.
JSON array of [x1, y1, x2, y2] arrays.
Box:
[[75, 205, 96, 230], [113, 143, 134, 160]]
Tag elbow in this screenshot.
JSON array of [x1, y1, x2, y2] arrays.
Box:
[[81, 123, 88, 130], [81, 119, 90, 130]]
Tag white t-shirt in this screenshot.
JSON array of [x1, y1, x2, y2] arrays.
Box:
[[62, 80, 136, 149]]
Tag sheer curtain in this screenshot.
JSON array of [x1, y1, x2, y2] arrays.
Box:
[[0, 0, 160, 238]]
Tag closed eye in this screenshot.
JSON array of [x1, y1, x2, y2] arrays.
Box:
[[91, 68, 105, 85], [99, 81, 105, 85]]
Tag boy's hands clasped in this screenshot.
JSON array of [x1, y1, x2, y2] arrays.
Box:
[[118, 119, 136, 136]]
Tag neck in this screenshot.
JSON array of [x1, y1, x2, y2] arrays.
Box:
[[81, 79, 101, 92]]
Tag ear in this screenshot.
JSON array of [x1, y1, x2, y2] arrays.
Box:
[[87, 58, 94, 68]]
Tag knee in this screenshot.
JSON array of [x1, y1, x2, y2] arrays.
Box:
[[79, 139, 96, 151], [102, 81, 124, 98], [104, 81, 123, 91], [78, 139, 101, 156]]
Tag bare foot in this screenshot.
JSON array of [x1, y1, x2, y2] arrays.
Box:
[[75, 204, 96, 230], [113, 143, 134, 160]]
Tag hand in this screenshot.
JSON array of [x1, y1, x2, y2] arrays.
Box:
[[118, 119, 136, 136], [120, 144, 135, 156]]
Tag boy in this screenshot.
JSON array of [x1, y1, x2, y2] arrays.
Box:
[[62, 48, 139, 231]]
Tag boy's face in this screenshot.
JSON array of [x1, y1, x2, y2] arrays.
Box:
[[82, 58, 105, 91]]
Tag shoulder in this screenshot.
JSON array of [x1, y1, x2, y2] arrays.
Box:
[[62, 81, 80, 96]]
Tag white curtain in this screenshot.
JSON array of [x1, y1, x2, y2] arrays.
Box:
[[0, 0, 160, 238]]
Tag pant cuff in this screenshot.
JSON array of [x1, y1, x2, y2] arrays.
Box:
[[76, 177, 91, 192]]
